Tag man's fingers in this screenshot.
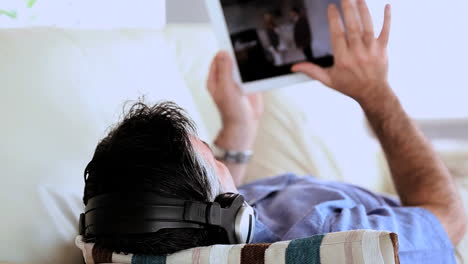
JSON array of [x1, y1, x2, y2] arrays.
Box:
[[216, 51, 235, 85], [357, 0, 375, 46], [342, 0, 364, 49], [328, 4, 347, 56], [292, 63, 332, 87], [378, 4, 392, 47], [207, 53, 220, 94]]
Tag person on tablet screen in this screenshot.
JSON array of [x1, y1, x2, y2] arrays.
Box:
[[263, 13, 280, 52], [80, 0, 465, 263], [263, 12, 283, 66], [290, 7, 313, 61]]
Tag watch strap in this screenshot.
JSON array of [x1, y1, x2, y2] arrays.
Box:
[[212, 144, 253, 164]]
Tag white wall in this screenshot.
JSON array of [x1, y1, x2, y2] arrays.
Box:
[[362, 0, 468, 119], [0, 0, 166, 29], [383, 0, 468, 119]]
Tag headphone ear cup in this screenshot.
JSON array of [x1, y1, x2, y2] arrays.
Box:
[[215, 193, 241, 208], [235, 203, 256, 244], [214, 193, 255, 244]]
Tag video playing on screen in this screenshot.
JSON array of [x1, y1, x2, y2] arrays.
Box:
[[221, 0, 339, 82]]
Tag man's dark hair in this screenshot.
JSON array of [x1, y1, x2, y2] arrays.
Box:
[[82, 101, 225, 255]]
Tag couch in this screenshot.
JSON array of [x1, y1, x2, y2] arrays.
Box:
[[0, 24, 467, 263]]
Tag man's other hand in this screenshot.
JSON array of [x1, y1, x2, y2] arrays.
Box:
[[207, 51, 263, 150], [293, 0, 392, 107]]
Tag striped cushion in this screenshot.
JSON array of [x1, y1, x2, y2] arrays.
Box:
[[75, 230, 399, 264]]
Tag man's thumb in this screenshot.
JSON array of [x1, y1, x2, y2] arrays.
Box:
[[292, 63, 331, 87]]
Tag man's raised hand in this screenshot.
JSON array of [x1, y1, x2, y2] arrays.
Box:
[[207, 51, 264, 150], [292, 0, 392, 107]]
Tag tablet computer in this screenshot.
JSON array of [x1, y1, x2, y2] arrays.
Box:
[[205, 0, 340, 93]]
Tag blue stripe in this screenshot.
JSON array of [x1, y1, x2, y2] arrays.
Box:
[[286, 235, 325, 264], [131, 255, 166, 264]]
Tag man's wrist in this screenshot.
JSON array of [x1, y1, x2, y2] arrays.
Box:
[[212, 144, 253, 164], [357, 84, 398, 115], [215, 125, 257, 151]]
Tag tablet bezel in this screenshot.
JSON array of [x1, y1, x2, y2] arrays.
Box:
[[205, 0, 314, 93]]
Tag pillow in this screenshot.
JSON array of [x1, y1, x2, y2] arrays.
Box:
[[75, 230, 399, 264], [0, 27, 206, 264]]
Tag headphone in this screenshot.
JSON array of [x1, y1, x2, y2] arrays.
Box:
[[79, 192, 256, 244]]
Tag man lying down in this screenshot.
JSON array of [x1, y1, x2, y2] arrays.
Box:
[[79, 0, 465, 262]]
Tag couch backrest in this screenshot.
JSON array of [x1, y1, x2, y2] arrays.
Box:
[[0, 27, 206, 264]]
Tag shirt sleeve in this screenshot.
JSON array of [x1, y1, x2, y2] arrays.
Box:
[[323, 204, 455, 263]]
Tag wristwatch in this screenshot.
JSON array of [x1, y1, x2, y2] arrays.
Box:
[[212, 144, 253, 164]]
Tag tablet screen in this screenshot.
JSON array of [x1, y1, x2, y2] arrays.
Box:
[[220, 0, 338, 83]]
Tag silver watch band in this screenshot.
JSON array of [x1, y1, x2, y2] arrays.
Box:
[[212, 144, 253, 164]]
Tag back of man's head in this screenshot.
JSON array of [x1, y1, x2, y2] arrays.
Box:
[[83, 101, 224, 255]]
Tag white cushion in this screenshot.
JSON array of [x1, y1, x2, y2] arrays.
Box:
[[0, 27, 206, 264], [245, 88, 343, 183], [164, 24, 221, 140]]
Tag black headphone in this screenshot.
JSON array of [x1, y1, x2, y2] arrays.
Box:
[[79, 192, 256, 244]]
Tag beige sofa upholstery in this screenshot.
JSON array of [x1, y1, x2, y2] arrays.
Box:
[[0, 27, 206, 264]]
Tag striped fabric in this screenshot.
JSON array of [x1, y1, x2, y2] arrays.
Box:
[[75, 230, 399, 264]]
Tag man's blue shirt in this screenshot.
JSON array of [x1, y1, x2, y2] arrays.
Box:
[[238, 174, 456, 263]]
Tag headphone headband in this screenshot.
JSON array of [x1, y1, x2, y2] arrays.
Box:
[[86, 192, 188, 207], [80, 192, 255, 244], [82, 193, 219, 235]]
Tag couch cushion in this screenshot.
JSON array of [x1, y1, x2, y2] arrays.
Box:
[[164, 24, 221, 139], [75, 230, 399, 264], [0, 27, 206, 264]]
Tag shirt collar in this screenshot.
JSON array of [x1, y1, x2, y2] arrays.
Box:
[[238, 174, 295, 205]]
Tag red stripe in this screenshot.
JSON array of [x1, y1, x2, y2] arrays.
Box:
[[240, 244, 270, 264], [92, 244, 113, 263], [192, 248, 201, 264], [390, 233, 401, 264]]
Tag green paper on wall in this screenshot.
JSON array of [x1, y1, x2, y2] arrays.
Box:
[[0, 9, 17, 19], [27, 0, 37, 8]]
